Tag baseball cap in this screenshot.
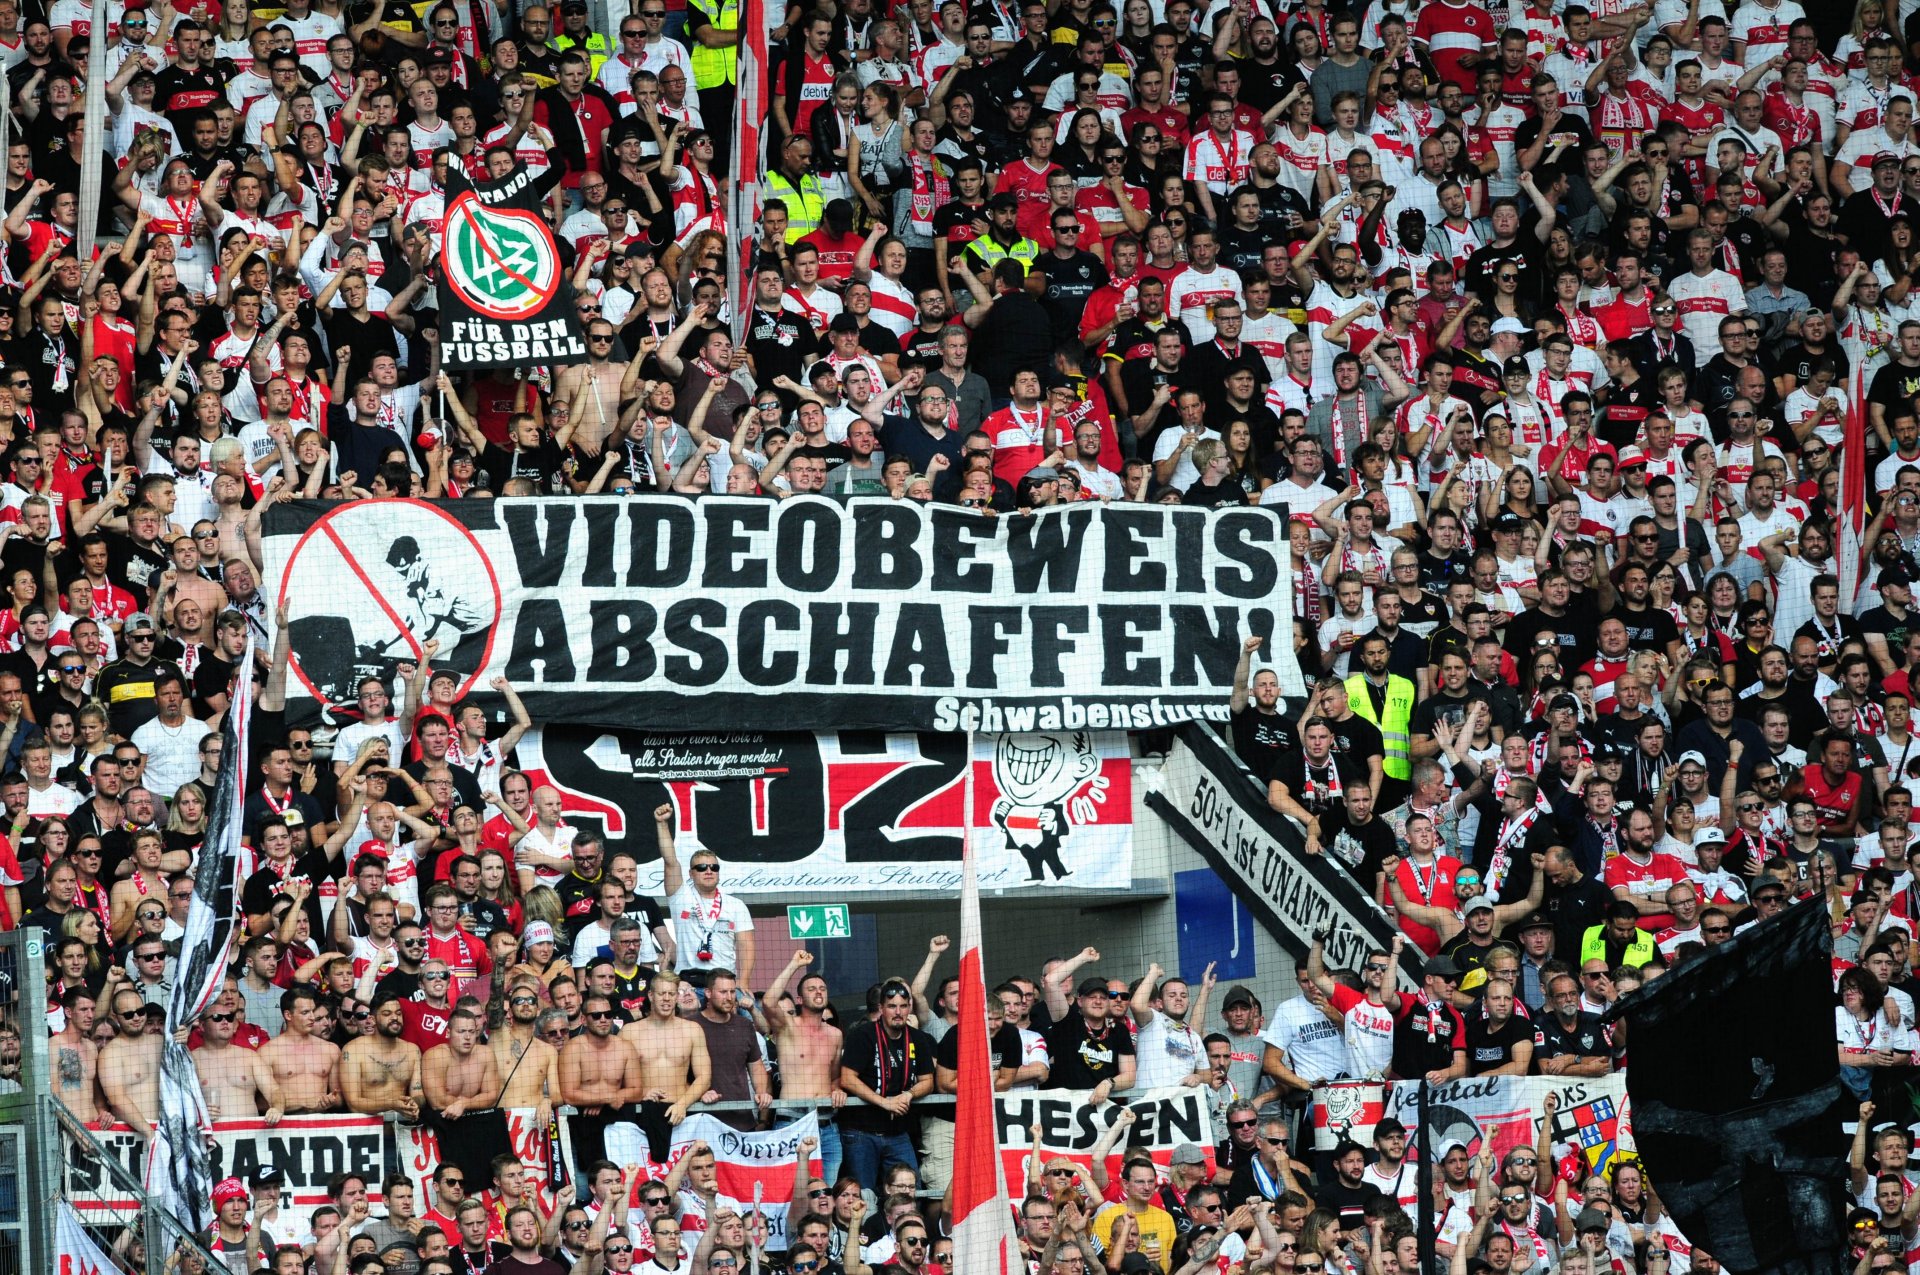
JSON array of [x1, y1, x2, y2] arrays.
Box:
[[1577, 1207, 1611, 1234], [1464, 895, 1495, 915], [1513, 910, 1554, 934], [1025, 466, 1060, 482], [1675, 750, 1709, 770], [522, 921, 555, 945], [1076, 976, 1110, 997], [1882, 567, 1913, 591], [1874, 153, 1904, 169], [986, 191, 1020, 212], [1491, 317, 1528, 336], [1223, 984, 1256, 1009], [124, 612, 157, 634], [1694, 825, 1727, 845], [828, 312, 861, 334], [1423, 954, 1460, 981], [1617, 446, 1647, 469], [1501, 355, 1531, 378], [1170, 1143, 1206, 1166], [250, 1165, 285, 1189], [1373, 1117, 1407, 1138], [424, 45, 452, 64], [1491, 512, 1527, 533]]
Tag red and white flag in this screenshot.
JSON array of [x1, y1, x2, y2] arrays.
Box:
[[729, 0, 771, 335], [1838, 360, 1869, 611], [56, 1201, 118, 1275], [953, 731, 1021, 1275]]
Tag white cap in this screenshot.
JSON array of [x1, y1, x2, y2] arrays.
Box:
[[1693, 826, 1726, 846], [1675, 750, 1709, 769]]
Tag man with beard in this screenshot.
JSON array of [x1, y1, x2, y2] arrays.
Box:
[[1229, 636, 1296, 783], [491, 980, 561, 1126], [1534, 972, 1612, 1076], [341, 993, 423, 1119]]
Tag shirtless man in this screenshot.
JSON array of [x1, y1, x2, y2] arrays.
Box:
[[489, 979, 559, 1126], [422, 1005, 506, 1185], [192, 996, 284, 1123], [108, 831, 169, 943], [50, 988, 100, 1124], [558, 992, 643, 1170], [257, 986, 343, 1112], [762, 950, 846, 1181], [341, 993, 424, 1118], [624, 971, 711, 1162], [99, 991, 164, 1137]]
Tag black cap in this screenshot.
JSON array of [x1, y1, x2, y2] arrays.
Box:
[[1076, 976, 1110, 997], [424, 45, 452, 64], [1512, 910, 1554, 934], [1222, 984, 1256, 1009], [250, 1164, 286, 1188], [1883, 567, 1914, 591], [828, 312, 861, 334], [1502, 355, 1531, 378], [987, 191, 1020, 212], [1491, 512, 1526, 533]]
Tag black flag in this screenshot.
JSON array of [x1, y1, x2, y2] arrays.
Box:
[[436, 161, 590, 369], [1604, 900, 1849, 1275]]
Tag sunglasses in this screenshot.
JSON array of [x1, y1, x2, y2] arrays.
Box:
[[693, 863, 720, 872], [206, 1012, 236, 1023], [586, 1010, 615, 1019]]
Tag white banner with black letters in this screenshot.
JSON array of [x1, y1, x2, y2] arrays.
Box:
[[262, 496, 1302, 733]]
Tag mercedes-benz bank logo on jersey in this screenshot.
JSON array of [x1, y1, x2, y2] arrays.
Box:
[[437, 162, 590, 368]]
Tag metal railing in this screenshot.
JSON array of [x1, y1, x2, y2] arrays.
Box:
[[0, 928, 225, 1275]]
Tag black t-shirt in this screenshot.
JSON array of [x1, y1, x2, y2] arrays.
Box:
[[1410, 687, 1489, 742], [1606, 604, 1681, 654], [1535, 1010, 1611, 1063], [1270, 751, 1356, 816], [1870, 360, 1920, 423], [1861, 604, 1913, 671], [1505, 604, 1588, 671], [1316, 1178, 1385, 1232], [241, 848, 337, 935], [1315, 806, 1397, 885], [839, 1020, 936, 1135], [456, 896, 512, 941], [1033, 250, 1109, 339], [1230, 704, 1297, 783], [1390, 996, 1466, 1080], [1325, 714, 1384, 777], [1464, 1010, 1540, 1075], [1042, 1013, 1135, 1089], [926, 1021, 1024, 1122], [743, 305, 823, 391]]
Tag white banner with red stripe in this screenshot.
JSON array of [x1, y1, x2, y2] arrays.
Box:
[[606, 1111, 822, 1251]]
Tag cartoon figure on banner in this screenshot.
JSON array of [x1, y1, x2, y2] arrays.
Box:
[[283, 504, 501, 720], [990, 732, 1107, 881]]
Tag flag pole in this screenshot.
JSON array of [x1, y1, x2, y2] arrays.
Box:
[[726, 0, 756, 344], [953, 730, 1020, 1274]]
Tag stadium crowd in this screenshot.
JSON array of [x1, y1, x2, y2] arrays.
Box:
[[9, 0, 1920, 1266]]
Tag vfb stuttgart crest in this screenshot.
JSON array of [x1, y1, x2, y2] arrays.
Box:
[[444, 190, 562, 322]]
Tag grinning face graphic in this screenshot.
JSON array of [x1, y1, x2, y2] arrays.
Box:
[[994, 732, 1100, 805]]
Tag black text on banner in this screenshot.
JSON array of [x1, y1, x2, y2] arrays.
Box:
[[263, 496, 1304, 733]]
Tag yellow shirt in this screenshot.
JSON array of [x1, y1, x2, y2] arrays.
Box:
[[1092, 1201, 1178, 1272]]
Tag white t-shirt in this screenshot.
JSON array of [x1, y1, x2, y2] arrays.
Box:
[[1150, 426, 1220, 493], [667, 882, 754, 973], [1262, 993, 1348, 1084], [1132, 1011, 1205, 1088], [516, 821, 575, 890]]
